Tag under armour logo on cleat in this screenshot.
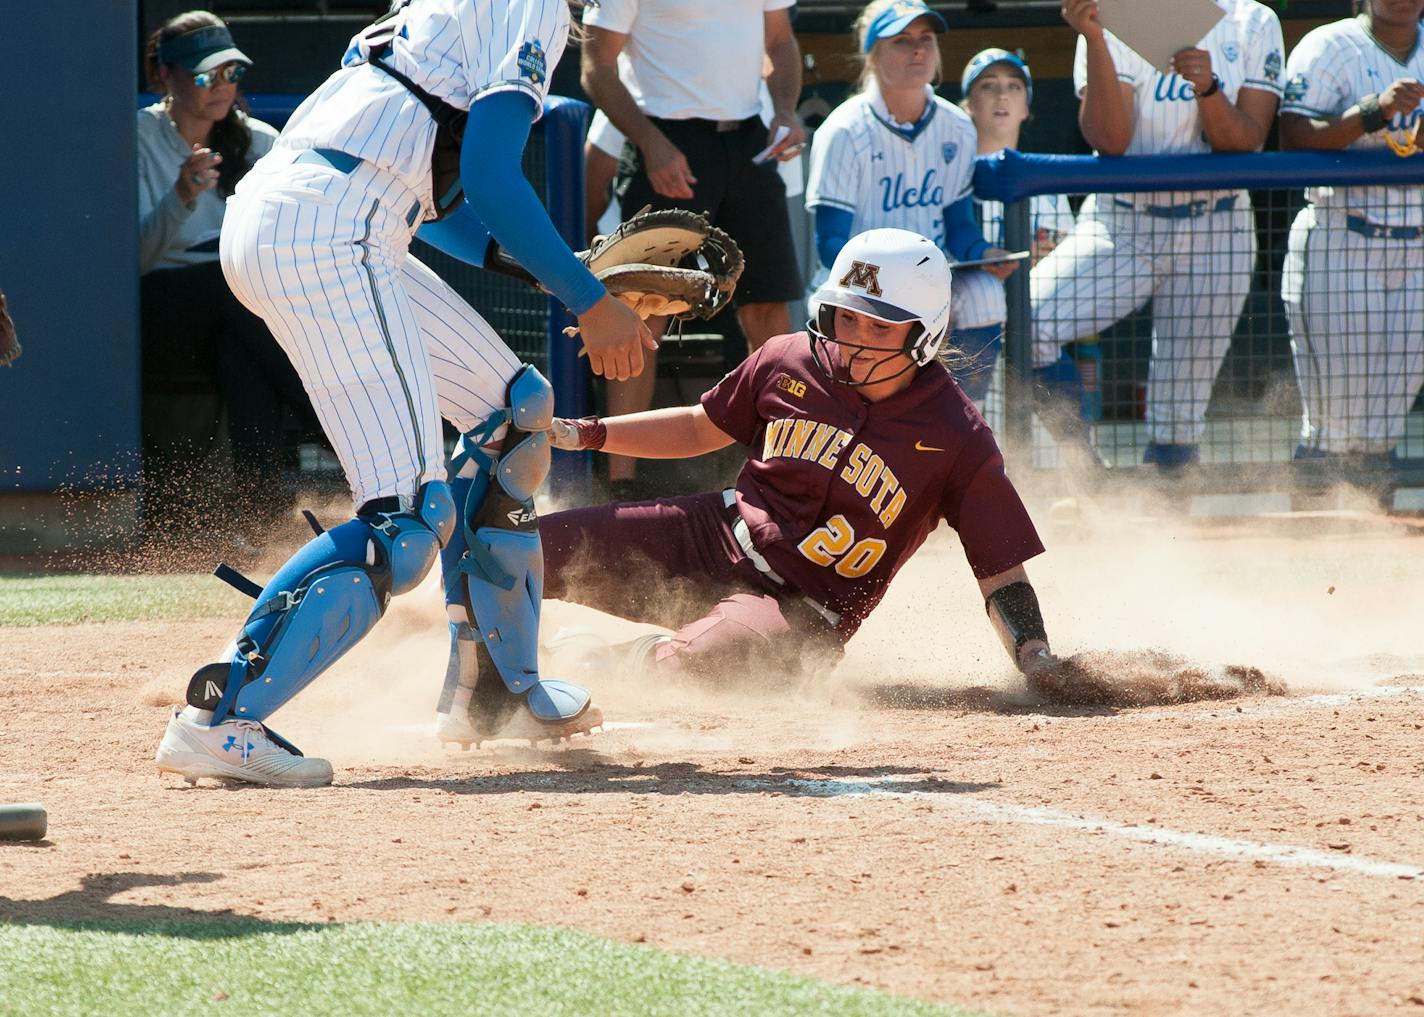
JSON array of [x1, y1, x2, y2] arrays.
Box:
[[222, 735, 253, 754]]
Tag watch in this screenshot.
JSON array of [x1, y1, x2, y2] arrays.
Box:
[[1195, 74, 1221, 99]]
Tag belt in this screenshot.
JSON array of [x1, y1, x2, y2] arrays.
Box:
[[658, 115, 759, 133], [295, 147, 362, 173], [1345, 214, 1424, 240], [1113, 195, 1237, 219], [722, 489, 840, 627], [294, 148, 422, 227]]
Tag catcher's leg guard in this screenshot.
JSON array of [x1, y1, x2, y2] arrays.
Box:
[[436, 365, 595, 743], [190, 481, 456, 724], [949, 325, 1002, 403]]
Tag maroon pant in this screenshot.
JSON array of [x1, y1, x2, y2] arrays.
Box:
[[541, 491, 843, 680]]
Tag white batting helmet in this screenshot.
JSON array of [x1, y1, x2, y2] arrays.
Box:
[[808, 228, 952, 385]]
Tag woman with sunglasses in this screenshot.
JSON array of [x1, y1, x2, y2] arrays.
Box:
[[138, 11, 314, 542]]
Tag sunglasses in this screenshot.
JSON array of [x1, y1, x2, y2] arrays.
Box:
[[189, 63, 247, 88]]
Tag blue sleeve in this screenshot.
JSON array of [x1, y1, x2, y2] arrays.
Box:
[[944, 195, 992, 264], [415, 201, 493, 267], [814, 205, 854, 271], [437, 91, 605, 315]]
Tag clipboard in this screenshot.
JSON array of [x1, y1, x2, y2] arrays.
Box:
[[1098, 0, 1225, 76]]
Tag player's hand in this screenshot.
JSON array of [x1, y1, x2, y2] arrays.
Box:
[[766, 112, 807, 162], [1030, 227, 1061, 267], [574, 293, 658, 382], [175, 144, 222, 205], [982, 247, 1020, 280], [547, 418, 582, 451], [1170, 48, 1215, 95], [1060, 0, 1103, 40], [641, 132, 698, 200], [1380, 78, 1424, 120]]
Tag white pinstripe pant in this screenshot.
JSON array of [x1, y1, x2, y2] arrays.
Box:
[[220, 149, 522, 507], [1030, 193, 1255, 445], [1283, 205, 1424, 454]]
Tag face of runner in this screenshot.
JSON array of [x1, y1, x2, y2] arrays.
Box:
[[966, 64, 1030, 150], [832, 306, 917, 398], [872, 16, 941, 92]]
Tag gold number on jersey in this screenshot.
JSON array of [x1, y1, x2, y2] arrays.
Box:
[[797, 513, 887, 578]]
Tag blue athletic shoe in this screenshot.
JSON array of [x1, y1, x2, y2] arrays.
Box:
[[1142, 442, 1200, 469]]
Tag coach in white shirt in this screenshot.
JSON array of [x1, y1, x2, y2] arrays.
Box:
[[581, 0, 806, 498]]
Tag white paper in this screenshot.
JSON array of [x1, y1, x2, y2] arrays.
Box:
[[1098, 0, 1225, 77], [951, 250, 1030, 270], [751, 125, 791, 165]]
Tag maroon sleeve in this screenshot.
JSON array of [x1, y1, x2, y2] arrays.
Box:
[[941, 430, 1045, 579], [699, 339, 782, 446]]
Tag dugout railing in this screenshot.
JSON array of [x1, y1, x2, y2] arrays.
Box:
[[975, 149, 1424, 509]]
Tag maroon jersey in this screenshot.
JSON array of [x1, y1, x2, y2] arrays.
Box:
[[700, 333, 1044, 636]]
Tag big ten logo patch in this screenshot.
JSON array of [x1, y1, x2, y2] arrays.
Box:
[[518, 40, 546, 84], [776, 374, 807, 398], [838, 260, 883, 296]]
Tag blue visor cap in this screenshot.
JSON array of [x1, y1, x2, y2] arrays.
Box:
[[862, 1, 948, 53], [961, 48, 1033, 104], [157, 25, 252, 73]]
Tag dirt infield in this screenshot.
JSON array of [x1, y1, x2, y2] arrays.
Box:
[[3, 507, 1423, 1016]]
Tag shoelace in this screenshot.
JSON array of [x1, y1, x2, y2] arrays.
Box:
[[232, 720, 266, 762]]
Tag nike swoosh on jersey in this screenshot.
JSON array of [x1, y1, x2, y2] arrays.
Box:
[[914, 440, 945, 452]]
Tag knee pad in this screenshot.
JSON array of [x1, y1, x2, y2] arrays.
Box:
[[950, 325, 1002, 403], [191, 480, 454, 724]]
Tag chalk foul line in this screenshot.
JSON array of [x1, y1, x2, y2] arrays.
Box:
[[737, 775, 1424, 881]]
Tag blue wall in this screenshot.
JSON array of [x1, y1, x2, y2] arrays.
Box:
[[0, 3, 140, 492]]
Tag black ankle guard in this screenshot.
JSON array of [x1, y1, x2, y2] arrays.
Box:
[[985, 581, 1048, 660]]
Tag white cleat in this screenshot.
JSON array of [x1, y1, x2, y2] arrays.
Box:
[[155, 708, 333, 788], [435, 702, 605, 751]]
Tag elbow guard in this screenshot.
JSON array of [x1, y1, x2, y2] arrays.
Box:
[[985, 580, 1048, 665]]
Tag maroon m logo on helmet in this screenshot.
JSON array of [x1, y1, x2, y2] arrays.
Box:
[[837, 260, 883, 297]]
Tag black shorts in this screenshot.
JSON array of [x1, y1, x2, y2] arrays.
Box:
[[616, 115, 803, 306]]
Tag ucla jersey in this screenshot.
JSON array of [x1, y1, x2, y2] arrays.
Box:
[[1282, 18, 1424, 226], [806, 81, 978, 251]]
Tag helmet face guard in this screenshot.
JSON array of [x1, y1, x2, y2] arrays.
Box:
[[806, 300, 928, 389]]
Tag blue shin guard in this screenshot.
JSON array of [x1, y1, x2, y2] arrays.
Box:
[[189, 481, 456, 724], [438, 366, 592, 737], [948, 325, 1002, 403], [1033, 352, 1109, 470]]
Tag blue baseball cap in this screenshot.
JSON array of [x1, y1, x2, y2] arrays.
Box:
[[157, 25, 252, 73], [961, 48, 1033, 104], [862, 1, 949, 53]]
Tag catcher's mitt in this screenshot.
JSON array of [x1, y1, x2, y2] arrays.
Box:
[[0, 291, 20, 368], [485, 208, 744, 322], [581, 208, 744, 321]]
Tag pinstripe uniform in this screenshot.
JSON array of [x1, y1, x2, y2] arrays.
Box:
[[1031, 0, 1283, 446], [1281, 19, 1424, 454], [805, 82, 1003, 328], [977, 193, 1076, 251], [220, 0, 566, 506]]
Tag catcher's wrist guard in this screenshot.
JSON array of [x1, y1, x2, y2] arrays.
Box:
[[985, 580, 1049, 672]]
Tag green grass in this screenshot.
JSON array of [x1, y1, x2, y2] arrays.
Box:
[[0, 573, 247, 627], [0, 921, 984, 1017]]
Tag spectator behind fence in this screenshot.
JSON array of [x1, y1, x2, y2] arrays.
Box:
[[959, 48, 1104, 467], [581, 0, 806, 500], [1032, 0, 1283, 470], [0, 291, 20, 368], [805, 1, 1017, 408], [139, 11, 316, 528], [1278, 0, 1424, 463], [584, 76, 807, 243]]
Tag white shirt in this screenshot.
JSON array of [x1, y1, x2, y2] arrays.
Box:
[[1073, 0, 1284, 156], [137, 103, 278, 273], [978, 192, 1076, 248], [584, 0, 793, 121], [805, 82, 977, 252], [1282, 17, 1424, 226], [277, 0, 567, 206]]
